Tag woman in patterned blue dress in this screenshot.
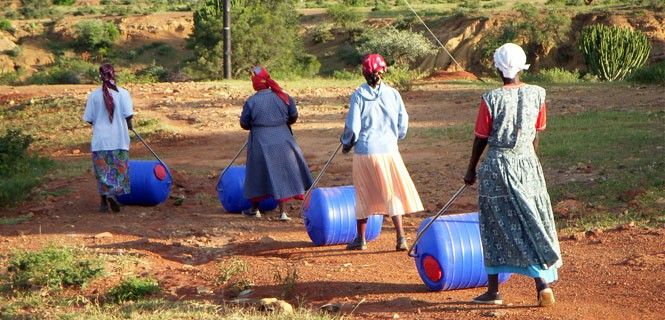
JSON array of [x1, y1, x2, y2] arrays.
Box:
[[463, 43, 562, 307], [240, 66, 313, 221]]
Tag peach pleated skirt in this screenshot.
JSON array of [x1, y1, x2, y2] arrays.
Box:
[[352, 151, 424, 219]]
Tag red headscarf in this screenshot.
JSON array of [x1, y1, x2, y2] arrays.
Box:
[[251, 66, 290, 105], [362, 53, 387, 76], [99, 63, 119, 123]]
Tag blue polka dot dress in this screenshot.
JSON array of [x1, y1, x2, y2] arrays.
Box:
[[240, 89, 313, 201]]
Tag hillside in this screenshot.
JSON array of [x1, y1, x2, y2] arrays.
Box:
[[0, 1, 664, 82]]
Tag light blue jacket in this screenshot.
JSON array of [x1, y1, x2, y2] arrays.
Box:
[[341, 83, 408, 155]]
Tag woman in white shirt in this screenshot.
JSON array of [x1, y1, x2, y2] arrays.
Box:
[[83, 64, 134, 213]]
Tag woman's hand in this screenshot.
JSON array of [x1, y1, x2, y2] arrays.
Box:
[[464, 170, 476, 185]]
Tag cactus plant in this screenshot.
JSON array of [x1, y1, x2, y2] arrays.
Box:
[[579, 24, 651, 81]]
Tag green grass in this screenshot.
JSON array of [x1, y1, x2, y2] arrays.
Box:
[[540, 110, 665, 228], [3, 245, 104, 292], [107, 277, 160, 303], [522, 68, 583, 84], [627, 60, 665, 85], [0, 213, 33, 225], [414, 123, 474, 142]]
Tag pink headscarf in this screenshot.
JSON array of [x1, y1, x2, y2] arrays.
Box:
[[99, 63, 118, 123], [251, 66, 290, 105], [362, 54, 387, 76]]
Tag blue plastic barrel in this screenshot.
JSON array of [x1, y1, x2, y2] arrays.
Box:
[[117, 160, 172, 206], [303, 186, 383, 246], [216, 165, 278, 213], [413, 212, 511, 291]]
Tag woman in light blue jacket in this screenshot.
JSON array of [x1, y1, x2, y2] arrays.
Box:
[[341, 54, 424, 251]]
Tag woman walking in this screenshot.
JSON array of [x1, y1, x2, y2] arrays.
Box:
[[464, 43, 562, 307], [240, 66, 313, 221], [341, 54, 423, 251], [83, 64, 134, 213]]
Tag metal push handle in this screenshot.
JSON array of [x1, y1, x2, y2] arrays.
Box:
[[407, 184, 467, 257], [299, 142, 343, 217]]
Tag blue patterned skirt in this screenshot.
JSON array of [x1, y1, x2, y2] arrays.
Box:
[[477, 146, 562, 281], [92, 150, 130, 197]]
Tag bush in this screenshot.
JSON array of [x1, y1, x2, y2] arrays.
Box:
[[19, 0, 53, 18], [356, 27, 435, 66], [136, 63, 169, 82], [5, 246, 103, 290], [522, 67, 581, 84], [328, 4, 362, 28], [331, 69, 362, 80], [579, 24, 651, 81], [73, 20, 120, 54], [0, 129, 54, 207], [627, 60, 665, 85], [477, 4, 571, 73], [189, 0, 317, 78], [52, 0, 76, 4], [107, 277, 160, 303], [0, 19, 14, 33], [383, 65, 422, 91], [26, 58, 98, 85], [312, 24, 335, 44]]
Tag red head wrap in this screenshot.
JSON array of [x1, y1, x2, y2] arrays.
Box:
[[362, 54, 387, 76], [251, 66, 290, 105], [99, 63, 118, 123]]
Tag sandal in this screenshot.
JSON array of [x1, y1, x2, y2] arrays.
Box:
[[107, 195, 121, 213], [346, 237, 367, 250], [396, 237, 408, 251], [472, 291, 503, 305], [538, 288, 555, 307], [278, 212, 291, 221], [242, 208, 261, 218]]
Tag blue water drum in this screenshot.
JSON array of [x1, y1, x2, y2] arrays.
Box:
[[216, 165, 278, 213], [303, 186, 383, 246], [413, 212, 511, 291], [117, 160, 172, 206]]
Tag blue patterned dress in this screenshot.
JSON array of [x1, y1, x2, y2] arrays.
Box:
[[240, 89, 313, 201], [477, 84, 562, 283]]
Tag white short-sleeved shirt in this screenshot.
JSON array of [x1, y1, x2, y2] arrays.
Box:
[[82, 87, 134, 152]]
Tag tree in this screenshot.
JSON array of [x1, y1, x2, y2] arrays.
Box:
[[188, 0, 319, 78]]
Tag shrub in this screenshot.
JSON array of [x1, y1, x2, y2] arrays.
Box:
[[107, 277, 160, 303], [73, 20, 120, 54], [26, 58, 98, 85], [19, 0, 53, 18], [133, 63, 169, 83], [53, 0, 76, 4], [0, 129, 54, 207], [0, 19, 14, 33], [477, 4, 571, 73], [579, 24, 651, 81], [312, 24, 335, 44], [356, 27, 435, 66], [383, 65, 422, 91], [5, 246, 103, 290], [522, 67, 581, 84], [327, 4, 362, 28], [332, 69, 362, 80], [627, 60, 665, 85]]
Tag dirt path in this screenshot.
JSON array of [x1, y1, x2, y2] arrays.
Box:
[[1, 82, 664, 319]]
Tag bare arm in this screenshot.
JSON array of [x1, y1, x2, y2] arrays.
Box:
[[533, 132, 540, 153], [464, 137, 488, 185]]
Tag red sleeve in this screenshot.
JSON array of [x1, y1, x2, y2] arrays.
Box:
[[535, 103, 547, 131], [474, 99, 492, 138]]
